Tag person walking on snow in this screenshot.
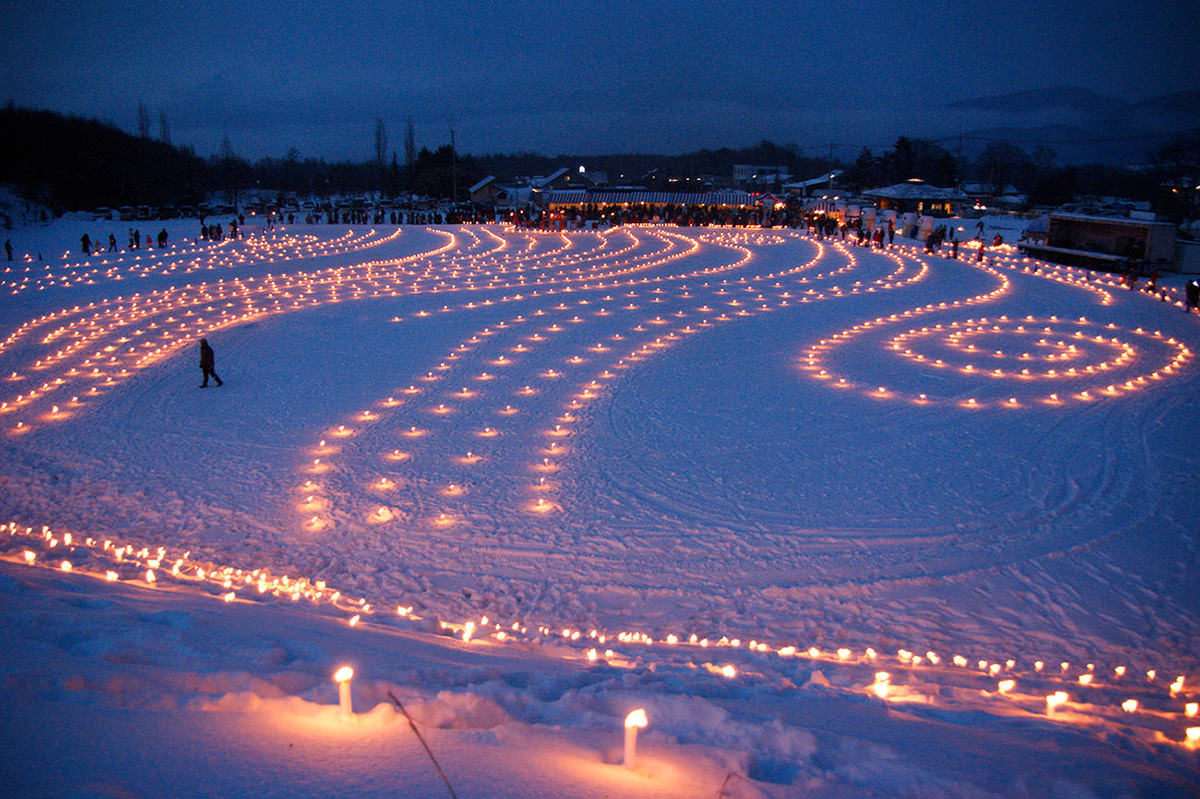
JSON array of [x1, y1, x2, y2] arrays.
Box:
[[1186, 279, 1200, 313], [199, 338, 223, 387]]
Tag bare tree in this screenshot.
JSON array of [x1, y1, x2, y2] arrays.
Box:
[[136, 102, 151, 138], [404, 118, 416, 171], [158, 108, 170, 145], [374, 117, 388, 168]]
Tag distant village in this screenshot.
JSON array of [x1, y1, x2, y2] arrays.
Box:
[[3, 106, 1197, 276], [102, 161, 1189, 276]]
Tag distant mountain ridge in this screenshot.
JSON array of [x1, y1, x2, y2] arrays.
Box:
[[940, 86, 1200, 165], [947, 86, 1130, 115]]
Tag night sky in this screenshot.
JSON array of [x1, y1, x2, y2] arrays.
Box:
[[4, 0, 1197, 160]]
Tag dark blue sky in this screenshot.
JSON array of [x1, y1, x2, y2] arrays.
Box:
[[4, 0, 1197, 160]]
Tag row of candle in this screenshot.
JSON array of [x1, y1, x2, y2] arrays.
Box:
[[0, 227, 725, 434], [3, 521, 1195, 750], [295, 234, 936, 529], [0, 227, 400, 296]]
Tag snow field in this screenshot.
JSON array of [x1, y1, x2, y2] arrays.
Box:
[[2, 219, 1199, 796]]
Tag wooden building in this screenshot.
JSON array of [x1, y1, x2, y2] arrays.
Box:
[[1020, 212, 1178, 272]]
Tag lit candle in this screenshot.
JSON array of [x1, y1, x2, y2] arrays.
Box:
[[624, 708, 648, 769], [334, 666, 354, 715]]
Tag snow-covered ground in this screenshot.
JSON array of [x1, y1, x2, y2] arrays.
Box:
[[1, 218, 1198, 797]]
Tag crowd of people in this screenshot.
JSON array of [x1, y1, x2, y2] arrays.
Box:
[[286, 208, 493, 226], [79, 227, 169, 255], [509, 202, 802, 230]]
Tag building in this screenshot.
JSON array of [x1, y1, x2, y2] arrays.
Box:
[[734, 165, 791, 187], [1019, 212, 1179, 272], [529, 167, 605, 191], [782, 169, 844, 197], [961, 182, 1027, 210], [862, 179, 967, 216], [468, 176, 505, 206]]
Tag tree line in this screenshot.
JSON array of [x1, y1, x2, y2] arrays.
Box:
[[1, 104, 1195, 222]]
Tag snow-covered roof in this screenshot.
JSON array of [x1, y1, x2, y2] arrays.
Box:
[[532, 168, 571, 188], [783, 169, 845, 190], [468, 175, 496, 194], [962, 182, 1020, 197], [862, 181, 967, 201], [1049, 211, 1174, 228]]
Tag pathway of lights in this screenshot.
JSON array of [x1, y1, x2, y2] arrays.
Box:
[[295, 235, 933, 531], [0, 227, 402, 296], [799, 248, 1194, 407], [2, 521, 1197, 750], [3, 226, 1199, 753], [0, 226, 728, 434]]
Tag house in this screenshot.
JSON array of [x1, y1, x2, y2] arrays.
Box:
[[862, 179, 967, 216], [782, 170, 844, 196], [469, 176, 505, 206], [734, 165, 791, 188], [961, 182, 1027, 210]]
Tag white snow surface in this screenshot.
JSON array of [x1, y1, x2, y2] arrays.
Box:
[[1, 219, 1198, 797]]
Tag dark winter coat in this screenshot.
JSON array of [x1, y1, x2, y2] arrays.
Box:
[[199, 341, 215, 370]]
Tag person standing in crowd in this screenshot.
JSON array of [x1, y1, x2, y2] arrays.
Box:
[[1185, 278, 1200, 313], [4, 239, 11, 261], [80, 233, 90, 255], [198, 338, 223, 388]]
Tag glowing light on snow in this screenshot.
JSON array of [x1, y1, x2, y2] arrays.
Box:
[[624, 708, 648, 769], [333, 666, 354, 715], [872, 672, 891, 699], [1046, 691, 1069, 714]]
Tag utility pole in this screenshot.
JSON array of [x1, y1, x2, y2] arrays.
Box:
[[450, 124, 457, 204], [957, 135, 964, 187]]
